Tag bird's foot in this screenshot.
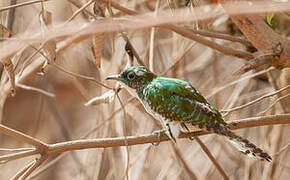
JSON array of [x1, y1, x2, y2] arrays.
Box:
[[152, 129, 167, 146]]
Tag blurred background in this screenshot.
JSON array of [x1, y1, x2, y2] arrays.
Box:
[[0, 0, 290, 179]]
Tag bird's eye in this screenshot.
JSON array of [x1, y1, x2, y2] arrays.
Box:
[[127, 72, 136, 80]]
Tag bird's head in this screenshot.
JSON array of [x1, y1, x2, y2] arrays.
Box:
[[106, 66, 157, 89]]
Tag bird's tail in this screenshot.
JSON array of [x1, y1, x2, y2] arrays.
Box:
[[227, 135, 272, 162], [224, 129, 271, 162], [210, 123, 272, 162]]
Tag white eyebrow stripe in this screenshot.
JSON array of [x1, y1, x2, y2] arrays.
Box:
[[135, 70, 145, 76]]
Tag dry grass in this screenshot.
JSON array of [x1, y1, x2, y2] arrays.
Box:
[[0, 0, 290, 179]]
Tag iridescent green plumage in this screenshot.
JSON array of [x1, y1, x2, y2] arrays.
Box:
[[106, 66, 271, 162], [137, 76, 226, 126]]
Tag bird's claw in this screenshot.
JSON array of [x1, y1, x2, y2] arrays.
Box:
[[152, 129, 167, 146]]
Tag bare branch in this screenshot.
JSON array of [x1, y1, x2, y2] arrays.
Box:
[[0, 124, 46, 148], [11, 160, 35, 180], [46, 114, 290, 155], [188, 29, 252, 46], [17, 83, 56, 97], [0, 0, 50, 13], [100, 0, 254, 60], [259, 93, 290, 115], [0, 149, 38, 163], [221, 85, 290, 114], [208, 67, 274, 99], [193, 137, 229, 180], [52, 63, 112, 90], [19, 156, 47, 180], [0, 113, 289, 174], [0, 148, 34, 153], [66, 0, 95, 23]]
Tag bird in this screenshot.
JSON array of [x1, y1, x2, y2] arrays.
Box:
[[106, 66, 272, 162]]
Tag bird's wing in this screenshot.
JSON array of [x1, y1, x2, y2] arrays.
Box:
[[145, 77, 226, 127]]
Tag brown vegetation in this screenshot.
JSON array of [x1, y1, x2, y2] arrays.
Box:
[[0, 0, 290, 179]]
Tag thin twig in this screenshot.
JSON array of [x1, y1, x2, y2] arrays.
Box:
[[163, 24, 253, 60], [221, 85, 290, 114], [66, 0, 96, 18], [5, 0, 16, 31], [0, 124, 46, 148], [267, 71, 288, 112], [189, 29, 252, 46], [261, 70, 287, 180], [208, 67, 274, 98], [52, 63, 112, 90], [161, 42, 196, 75], [273, 142, 290, 156], [10, 160, 36, 180], [148, 0, 160, 71], [0, 147, 35, 153], [258, 93, 290, 115], [65, 0, 95, 23], [0, 0, 50, 13], [29, 153, 67, 179], [19, 156, 47, 180], [117, 93, 130, 180], [171, 143, 198, 180], [0, 149, 38, 163], [193, 137, 229, 180], [17, 83, 56, 97]]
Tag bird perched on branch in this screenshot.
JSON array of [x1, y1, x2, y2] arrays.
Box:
[[106, 66, 272, 162]]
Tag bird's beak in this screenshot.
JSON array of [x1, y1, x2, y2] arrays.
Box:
[[105, 74, 121, 81]]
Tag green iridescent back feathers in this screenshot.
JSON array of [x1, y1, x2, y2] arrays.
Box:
[[136, 76, 226, 126]]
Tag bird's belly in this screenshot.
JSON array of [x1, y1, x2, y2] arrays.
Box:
[[141, 100, 182, 139], [141, 100, 168, 125], [141, 100, 201, 134]]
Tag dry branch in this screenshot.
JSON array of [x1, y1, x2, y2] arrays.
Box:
[[0, 0, 50, 13], [222, 85, 290, 113], [0, 114, 289, 164], [45, 114, 290, 154], [222, 1, 290, 69], [11, 160, 35, 180], [100, 0, 254, 60], [193, 137, 229, 180], [0, 124, 46, 148], [0, 1, 290, 178], [0, 113, 288, 179]]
